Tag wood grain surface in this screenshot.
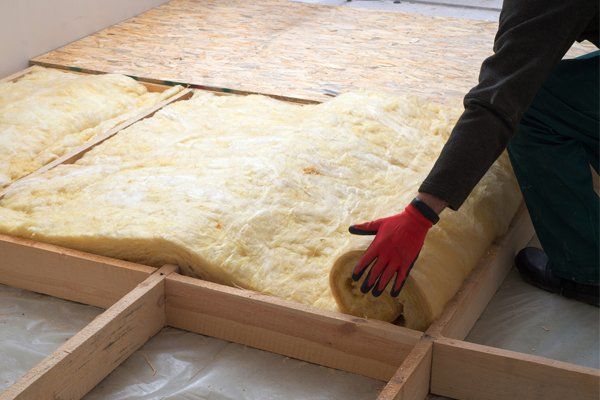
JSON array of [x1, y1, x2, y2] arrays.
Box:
[[431, 338, 600, 400], [377, 339, 432, 400], [166, 272, 422, 381], [30, 0, 595, 103], [0, 234, 155, 309]]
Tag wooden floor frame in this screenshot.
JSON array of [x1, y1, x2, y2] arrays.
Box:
[[2, 207, 598, 399], [1, 67, 598, 399]]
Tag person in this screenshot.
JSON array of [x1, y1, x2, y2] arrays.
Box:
[[349, 0, 600, 306]]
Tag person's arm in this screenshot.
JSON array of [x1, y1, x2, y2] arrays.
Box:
[[420, 0, 598, 210], [416, 192, 447, 214], [351, 0, 598, 297]]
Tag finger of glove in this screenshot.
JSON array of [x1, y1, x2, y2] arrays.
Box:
[[351, 243, 379, 281], [391, 256, 419, 297], [360, 257, 388, 294], [372, 264, 397, 297], [349, 218, 384, 235]]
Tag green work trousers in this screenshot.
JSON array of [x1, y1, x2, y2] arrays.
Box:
[[508, 50, 599, 285]]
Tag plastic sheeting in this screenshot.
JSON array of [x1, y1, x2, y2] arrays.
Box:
[[467, 268, 599, 369], [86, 327, 384, 399], [0, 284, 384, 399], [0, 285, 101, 391], [430, 266, 599, 400]]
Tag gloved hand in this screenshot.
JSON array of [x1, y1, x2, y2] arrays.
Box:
[[349, 199, 438, 297]]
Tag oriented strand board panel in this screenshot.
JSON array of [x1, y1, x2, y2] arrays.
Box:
[[30, 0, 591, 103]]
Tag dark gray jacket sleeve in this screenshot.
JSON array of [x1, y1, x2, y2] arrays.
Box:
[[419, 0, 599, 210]]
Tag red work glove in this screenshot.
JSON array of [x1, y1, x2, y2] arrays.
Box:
[[349, 199, 438, 297]]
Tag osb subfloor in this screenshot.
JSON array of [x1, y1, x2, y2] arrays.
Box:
[[294, 0, 501, 21]]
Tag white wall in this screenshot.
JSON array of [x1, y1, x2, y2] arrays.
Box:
[[0, 0, 169, 78]]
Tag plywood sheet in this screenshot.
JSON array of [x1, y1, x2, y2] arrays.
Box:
[[30, 0, 594, 103]]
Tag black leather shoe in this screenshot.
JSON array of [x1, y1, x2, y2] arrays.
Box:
[[515, 247, 599, 307]]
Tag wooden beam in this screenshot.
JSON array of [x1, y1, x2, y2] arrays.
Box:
[[21, 88, 191, 176], [0, 66, 36, 83], [0, 265, 176, 400], [0, 234, 155, 308], [165, 273, 422, 381], [377, 339, 432, 400], [28, 89, 192, 176], [24, 65, 180, 94], [431, 338, 600, 400], [427, 205, 534, 339], [0, 87, 192, 198]]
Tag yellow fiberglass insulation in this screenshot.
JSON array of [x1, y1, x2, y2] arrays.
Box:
[[0, 91, 521, 330], [0, 66, 181, 187]]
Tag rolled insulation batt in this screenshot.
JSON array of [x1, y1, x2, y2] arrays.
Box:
[[330, 153, 521, 330]]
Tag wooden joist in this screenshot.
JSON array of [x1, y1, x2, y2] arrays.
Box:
[[0, 234, 154, 308], [431, 338, 600, 400], [166, 273, 421, 381], [377, 339, 433, 400], [0, 68, 191, 198], [0, 66, 37, 83], [9, 87, 193, 186]]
